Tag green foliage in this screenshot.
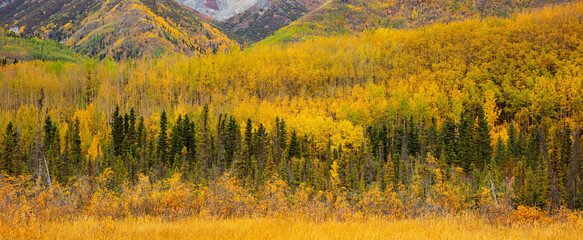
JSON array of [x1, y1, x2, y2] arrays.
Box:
[[158, 111, 169, 169], [0, 31, 81, 62], [1, 122, 19, 175]]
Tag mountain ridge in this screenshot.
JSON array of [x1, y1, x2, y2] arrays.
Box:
[[0, 0, 234, 60]]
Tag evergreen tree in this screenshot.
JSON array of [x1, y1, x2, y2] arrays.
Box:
[[157, 111, 169, 168], [67, 118, 82, 176], [475, 105, 492, 170], [254, 123, 266, 170], [526, 127, 540, 169], [494, 138, 505, 167], [170, 114, 184, 167], [136, 116, 145, 149], [128, 108, 136, 144], [225, 117, 239, 169], [1, 122, 19, 175], [111, 105, 125, 156], [244, 118, 253, 162], [457, 110, 474, 172], [279, 118, 288, 151], [288, 130, 300, 160], [182, 114, 196, 164], [507, 122, 519, 158], [439, 121, 457, 165], [43, 116, 57, 150]]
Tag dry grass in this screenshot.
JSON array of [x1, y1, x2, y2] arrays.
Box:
[[5, 214, 580, 240]]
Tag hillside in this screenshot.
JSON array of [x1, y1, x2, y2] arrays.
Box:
[[0, 28, 82, 62], [1, 1, 583, 237], [215, 0, 328, 43], [261, 0, 575, 44], [0, 0, 234, 59]]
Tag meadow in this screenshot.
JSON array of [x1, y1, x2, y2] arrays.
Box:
[[6, 215, 581, 240]]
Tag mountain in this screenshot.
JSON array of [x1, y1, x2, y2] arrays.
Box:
[[215, 0, 328, 43], [175, 0, 328, 43], [0, 0, 234, 60], [174, 0, 268, 21], [261, 0, 576, 45]]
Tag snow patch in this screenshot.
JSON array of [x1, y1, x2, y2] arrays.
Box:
[[174, 0, 270, 21]]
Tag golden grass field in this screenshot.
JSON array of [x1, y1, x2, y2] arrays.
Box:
[[5, 214, 580, 240]]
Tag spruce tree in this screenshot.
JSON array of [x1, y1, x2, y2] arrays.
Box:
[[170, 114, 184, 167], [457, 110, 474, 172], [111, 105, 125, 156], [157, 111, 169, 168], [254, 123, 266, 169], [225, 117, 239, 169], [439, 121, 457, 165], [244, 118, 253, 161], [68, 118, 82, 176], [475, 105, 492, 170], [494, 138, 505, 167], [507, 122, 519, 158], [1, 122, 18, 175], [182, 114, 196, 163], [526, 127, 540, 169], [43, 116, 57, 150], [279, 118, 287, 151], [288, 130, 300, 160]]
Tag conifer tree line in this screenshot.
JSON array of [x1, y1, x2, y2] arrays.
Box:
[[1, 103, 582, 211]]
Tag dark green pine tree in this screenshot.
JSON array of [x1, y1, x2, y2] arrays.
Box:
[[254, 123, 266, 169], [507, 122, 519, 158], [157, 111, 169, 168], [439, 121, 457, 166], [288, 130, 300, 160], [494, 138, 505, 167], [136, 116, 146, 149], [379, 124, 389, 162], [128, 108, 137, 144], [367, 126, 379, 158], [43, 116, 59, 179], [1, 122, 19, 175], [43, 116, 57, 150], [225, 117, 239, 169], [68, 118, 83, 176], [111, 105, 125, 156], [475, 105, 492, 170], [244, 118, 254, 162], [135, 116, 147, 173], [457, 111, 474, 172], [279, 118, 288, 152], [182, 114, 197, 164], [526, 127, 540, 169], [170, 114, 184, 168]]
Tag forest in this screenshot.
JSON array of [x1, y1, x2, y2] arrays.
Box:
[[1, 2, 583, 238]]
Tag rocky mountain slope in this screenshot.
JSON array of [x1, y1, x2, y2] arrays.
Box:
[[261, 0, 576, 45], [174, 0, 269, 21], [0, 0, 234, 59], [176, 0, 328, 43]]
